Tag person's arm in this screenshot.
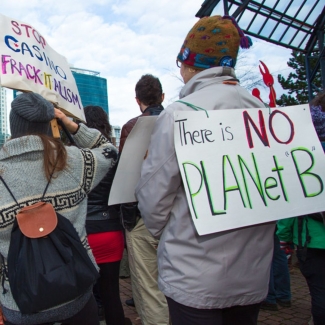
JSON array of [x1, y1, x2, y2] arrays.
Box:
[[119, 118, 137, 153], [54, 108, 79, 134], [55, 109, 118, 194], [276, 218, 295, 243], [135, 108, 181, 238], [119, 124, 129, 153], [276, 218, 295, 256]]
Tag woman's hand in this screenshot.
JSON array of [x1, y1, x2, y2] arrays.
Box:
[[54, 108, 78, 134]]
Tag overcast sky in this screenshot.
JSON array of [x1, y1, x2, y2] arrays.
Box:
[[1, 0, 293, 128]]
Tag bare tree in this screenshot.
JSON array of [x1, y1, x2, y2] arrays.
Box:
[[235, 50, 266, 91]]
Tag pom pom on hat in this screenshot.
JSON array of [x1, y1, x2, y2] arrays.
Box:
[[177, 15, 253, 70], [222, 15, 253, 49], [10, 92, 55, 138]]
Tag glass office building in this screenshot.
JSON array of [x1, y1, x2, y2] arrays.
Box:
[[112, 125, 121, 148], [71, 68, 109, 115]]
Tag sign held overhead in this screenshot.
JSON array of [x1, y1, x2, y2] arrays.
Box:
[[0, 14, 85, 121]]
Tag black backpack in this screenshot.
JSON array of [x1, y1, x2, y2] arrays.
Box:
[[0, 175, 99, 314]]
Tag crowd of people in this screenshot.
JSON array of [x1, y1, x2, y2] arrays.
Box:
[[0, 13, 324, 325]]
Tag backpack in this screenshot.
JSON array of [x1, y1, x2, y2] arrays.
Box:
[[0, 175, 99, 314]]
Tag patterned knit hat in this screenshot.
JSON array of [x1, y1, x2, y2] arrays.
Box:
[[10, 92, 55, 138], [310, 105, 325, 139], [177, 15, 252, 70]]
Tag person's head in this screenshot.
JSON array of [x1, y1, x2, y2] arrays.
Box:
[[310, 91, 325, 142], [9, 92, 67, 180], [176, 15, 252, 83], [83, 105, 112, 140], [10, 92, 55, 138], [135, 74, 164, 111], [311, 91, 325, 112]]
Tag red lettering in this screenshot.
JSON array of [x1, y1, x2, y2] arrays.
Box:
[[20, 24, 33, 37], [269, 110, 295, 144], [11, 21, 21, 35], [243, 110, 270, 149]]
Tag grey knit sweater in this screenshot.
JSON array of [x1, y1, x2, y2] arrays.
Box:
[[0, 123, 118, 324]]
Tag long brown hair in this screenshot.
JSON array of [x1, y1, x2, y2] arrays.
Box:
[[83, 106, 112, 140], [38, 134, 68, 181]]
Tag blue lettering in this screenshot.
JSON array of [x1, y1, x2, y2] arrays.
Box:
[[4, 35, 20, 52]]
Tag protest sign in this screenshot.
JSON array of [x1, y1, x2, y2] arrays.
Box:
[[108, 116, 158, 205], [0, 13, 85, 121], [174, 104, 325, 235]]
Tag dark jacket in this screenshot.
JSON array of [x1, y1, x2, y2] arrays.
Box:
[[86, 162, 122, 234], [119, 104, 164, 153]]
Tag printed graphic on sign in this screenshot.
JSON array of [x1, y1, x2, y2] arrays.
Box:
[[174, 105, 325, 235], [0, 14, 85, 121]]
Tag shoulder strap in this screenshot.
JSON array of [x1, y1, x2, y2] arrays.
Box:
[[0, 176, 19, 206], [0, 159, 57, 206], [297, 216, 311, 262], [41, 167, 56, 200]]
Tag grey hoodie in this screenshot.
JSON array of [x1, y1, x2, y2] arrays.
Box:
[[136, 67, 275, 309]]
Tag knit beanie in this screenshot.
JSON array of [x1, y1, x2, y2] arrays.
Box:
[[177, 15, 252, 70], [10, 92, 55, 138]]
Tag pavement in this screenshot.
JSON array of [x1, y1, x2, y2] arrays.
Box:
[[118, 263, 312, 325], [257, 266, 312, 325]]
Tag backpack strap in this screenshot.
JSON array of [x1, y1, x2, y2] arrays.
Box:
[[41, 164, 57, 200], [0, 158, 58, 206], [0, 176, 19, 206], [297, 216, 311, 262]]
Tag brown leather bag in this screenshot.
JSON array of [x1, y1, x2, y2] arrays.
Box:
[[16, 202, 58, 238]]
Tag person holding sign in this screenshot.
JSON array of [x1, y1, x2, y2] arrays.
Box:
[[135, 16, 275, 325], [119, 74, 169, 325], [0, 92, 118, 325]]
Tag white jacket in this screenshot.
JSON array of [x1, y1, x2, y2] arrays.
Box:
[[136, 67, 275, 309]]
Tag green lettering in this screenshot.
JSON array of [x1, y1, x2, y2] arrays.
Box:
[[238, 153, 267, 208], [271, 156, 288, 201], [223, 155, 247, 210], [201, 161, 226, 215], [291, 148, 324, 197], [182, 162, 203, 219], [264, 177, 280, 200]]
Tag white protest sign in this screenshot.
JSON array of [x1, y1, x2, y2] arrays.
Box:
[[0, 14, 85, 121], [108, 116, 158, 205], [174, 104, 325, 235]]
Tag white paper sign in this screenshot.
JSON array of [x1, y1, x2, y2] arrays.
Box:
[[174, 105, 325, 235], [108, 116, 158, 205], [0, 14, 85, 121]]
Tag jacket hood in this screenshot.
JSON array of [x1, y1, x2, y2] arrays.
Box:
[[180, 66, 237, 99]]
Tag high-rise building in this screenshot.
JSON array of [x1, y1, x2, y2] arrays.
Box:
[[111, 125, 121, 148], [0, 86, 9, 147], [71, 67, 109, 115]]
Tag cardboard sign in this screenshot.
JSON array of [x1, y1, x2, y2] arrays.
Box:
[[174, 105, 325, 235], [108, 116, 158, 205], [0, 14, 85, 121]]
